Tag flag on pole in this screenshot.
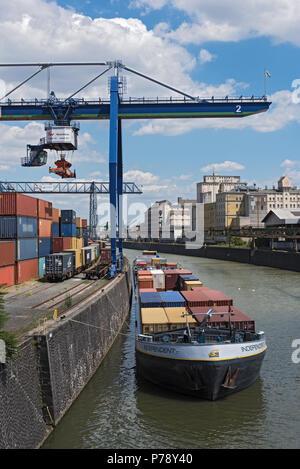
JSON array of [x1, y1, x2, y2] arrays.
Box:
[[264, 70, 271, 77]]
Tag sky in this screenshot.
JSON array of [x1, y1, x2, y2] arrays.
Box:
[[1, 0, 300, 225]]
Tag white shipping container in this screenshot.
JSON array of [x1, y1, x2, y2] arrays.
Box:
[[151, 269, 165, 289], [45, 126, 77, 149]]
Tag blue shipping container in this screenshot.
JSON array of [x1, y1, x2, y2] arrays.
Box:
[[60, 223, 76, 237], [38, 238, 52, 257], [0, 216, 37, 238], [52, 222, 59, 237], [159, 291, 186, 308], [140, 291, 163, 308], [39, 257, 46, 276], [0, 217, 17, 238], [16, 238, 38, 261], [60, 210, 76, 224]]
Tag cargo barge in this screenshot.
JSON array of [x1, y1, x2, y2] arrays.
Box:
[[134, 251, 267, 401]]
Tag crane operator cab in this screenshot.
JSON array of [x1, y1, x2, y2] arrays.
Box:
[[21, 144, 48, 167]]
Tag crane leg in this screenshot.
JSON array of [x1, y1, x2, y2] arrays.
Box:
[[109, 76, 119, 273], [117, 118, 123, 269]]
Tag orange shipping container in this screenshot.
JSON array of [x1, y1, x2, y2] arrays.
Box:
[[16, 259, 38, 284], [138, 277, 153, 289], [0, 241, 15, 267], [138, 270, 152, 277], [0, 265, 16, 287], [0, 193, 38, 217], [37, 199, 53, 219], [38, 219, 52, 237], [52, 208, 60, 223]]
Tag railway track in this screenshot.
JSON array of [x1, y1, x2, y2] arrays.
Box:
[[31, 280, 95, 310]]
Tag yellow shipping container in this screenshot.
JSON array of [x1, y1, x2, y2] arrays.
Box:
[[141, 307, 169, 334], [184, 280, 203, 290], [76, 238, 83, 249], [76, 217, 82, 228], [69, 237, 77, 249], [151, 257, 161, 266], [164, 307, 197, 330], [64, 248, 82, 269]]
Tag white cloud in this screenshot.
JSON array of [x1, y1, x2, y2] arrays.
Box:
[[123, 169, 159, 185], [134, 0, 300, 47], [200, 160, 245, 173], [280, 159, 300, 168], [199, 49, 216, 65], [133, 89, 300, 136]]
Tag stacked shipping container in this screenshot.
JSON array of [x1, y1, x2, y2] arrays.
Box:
[[0, 193, 89, 287]]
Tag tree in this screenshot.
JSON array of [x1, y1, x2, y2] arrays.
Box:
[[0, 286, 18, 359]]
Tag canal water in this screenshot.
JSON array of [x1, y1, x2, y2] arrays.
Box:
[[42, 249, 300, 449]]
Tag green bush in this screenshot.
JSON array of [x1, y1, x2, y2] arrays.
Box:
[[0, 287, 18, 358]]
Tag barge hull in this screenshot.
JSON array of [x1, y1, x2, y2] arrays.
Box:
[[136, 348, 266, 400]]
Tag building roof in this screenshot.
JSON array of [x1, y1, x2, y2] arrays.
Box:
[[262, 209, 300, 225]]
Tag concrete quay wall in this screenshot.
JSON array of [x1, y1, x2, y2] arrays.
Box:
[[123, 240, 300, 272], [0, 260, 132, 449]]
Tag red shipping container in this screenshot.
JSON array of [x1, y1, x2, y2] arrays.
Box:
[[52, 208, 60, 223], [37, 199, 53, 219], [138, 278, 153, 289], [138, 270, 151, 276], [52, 237, 72, 253], [0, 265, 16, 287], [163, 269, 192, 290], [0, 193, 38, 217], [82, 219, 87, 228], [165, 262, 177, 268], [193, 286, 233, 307], [180, 290, 211, 307], [16, 259, 38, 284], [38, 219, 52, 237], [0, 241, 15, 267], [190, 306, 254, 331]]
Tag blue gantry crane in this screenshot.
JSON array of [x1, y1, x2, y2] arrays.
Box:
[[0, 60, 271, 275]]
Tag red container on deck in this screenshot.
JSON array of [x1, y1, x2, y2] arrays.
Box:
[[37, 199, 53, 220], [82, 219, 87, 228], [190, 305, 254, 331], [138, 277, 153, 289], [16, 259, 38, 284], [165, 262, 177, 268], [193, 286, 233, 307], [180, 290, 211, 307], [163, 269, 192, 290], [38, 219, 52, 237], [0, 241, 15, 267], [0, 265, 16, 287], [138, 270, 152, 276], [0, 193, 38, 217], [52, 237, 72, 252], [52, 208, 60, 223]]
